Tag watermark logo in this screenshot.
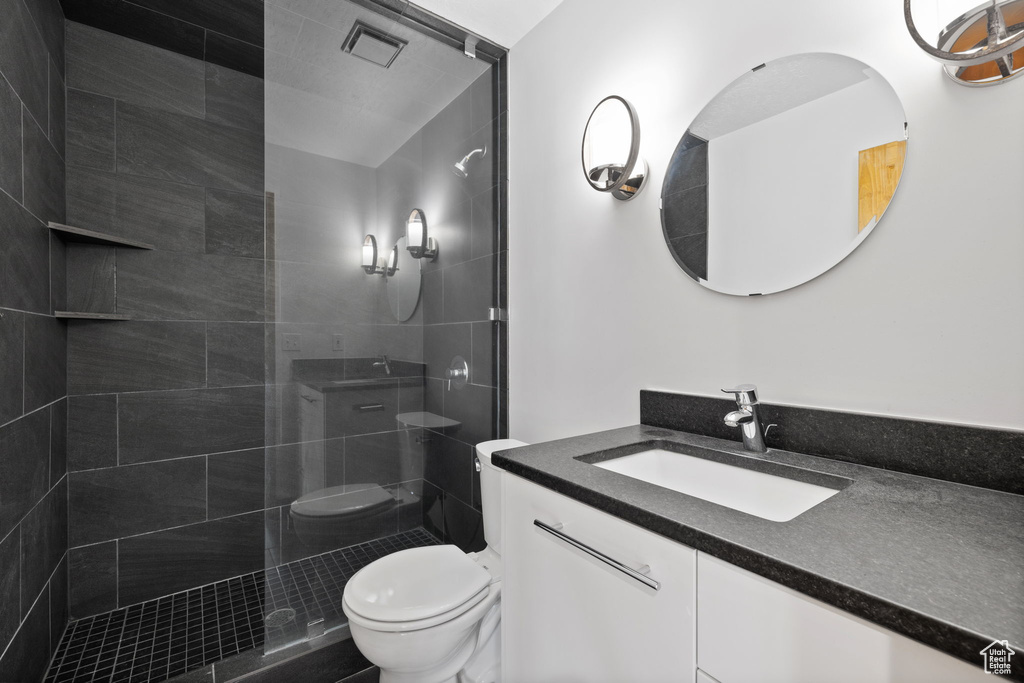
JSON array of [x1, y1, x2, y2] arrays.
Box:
[[980, 640, 1016, 676]]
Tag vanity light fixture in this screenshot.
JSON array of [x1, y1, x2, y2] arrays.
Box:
[[905, 0, 1024, 85], [362, 235, 385, 275], [406, 208, 438, 260], [581, 95, 648, 200]]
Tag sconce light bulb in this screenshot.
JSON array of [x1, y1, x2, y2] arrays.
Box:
[[408, 220, 424, 250]]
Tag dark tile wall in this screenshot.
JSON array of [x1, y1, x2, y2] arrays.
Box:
[[57, 0, 513, 84], [0, 0, 69, 678], [63, 22, 268, 619], [58, 0, 263, 77]]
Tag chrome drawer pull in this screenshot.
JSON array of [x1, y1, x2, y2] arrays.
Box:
[[355, 404, 385, 412], [533, 519, 660, 591]]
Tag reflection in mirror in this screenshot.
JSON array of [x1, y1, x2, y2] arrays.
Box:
[[387, 236, 421, 321], [661, 53, 908, 296], [581, 96, 648, 200]]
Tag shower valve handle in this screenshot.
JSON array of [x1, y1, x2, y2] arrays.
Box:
[[445, 356, 469, 391], [445, 366, 467, 390]]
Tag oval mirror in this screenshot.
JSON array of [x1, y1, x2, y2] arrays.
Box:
[[661, 53, 908, 296], [387, 236, 421, 322], [582, 95, 648, 200]]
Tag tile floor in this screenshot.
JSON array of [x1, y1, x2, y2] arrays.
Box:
[[44, 528, 438, 683]]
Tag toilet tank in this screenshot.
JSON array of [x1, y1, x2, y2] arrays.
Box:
[[475, 439, 528, 556]]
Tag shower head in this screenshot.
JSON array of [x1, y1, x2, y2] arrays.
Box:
[[452, 147, 487, 178]]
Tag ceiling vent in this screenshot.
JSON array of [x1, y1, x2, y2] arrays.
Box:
[[342, 21, 407, 68]]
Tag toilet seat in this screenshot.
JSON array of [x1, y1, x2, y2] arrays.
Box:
[[343, 584, 496, 633], [344, 545, 495, 632]]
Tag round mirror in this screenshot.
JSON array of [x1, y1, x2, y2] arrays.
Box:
[[387, 236, 421, 322], [582, 96, 648, 200], [661, 53, 908, 296]]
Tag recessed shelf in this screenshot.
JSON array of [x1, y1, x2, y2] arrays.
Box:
[[54, 311, 132, 321], [47, 222, 155, 250]]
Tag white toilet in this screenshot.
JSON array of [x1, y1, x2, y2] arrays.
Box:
[[342, 439, 527, 683]]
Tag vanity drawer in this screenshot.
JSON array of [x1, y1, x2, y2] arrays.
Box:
[[502, 474, 696, 682], [696, 552, 989, 683], [324, 385, 398, 438]]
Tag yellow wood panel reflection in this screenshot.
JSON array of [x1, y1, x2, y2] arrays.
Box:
[[858, 140, 906, 233]]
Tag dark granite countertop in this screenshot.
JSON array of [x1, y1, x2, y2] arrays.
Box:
[[493, 425, 1024, 673]]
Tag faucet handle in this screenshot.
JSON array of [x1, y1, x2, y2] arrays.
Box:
[[722, 384, 758, 405]]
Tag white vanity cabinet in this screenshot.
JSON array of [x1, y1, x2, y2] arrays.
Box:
[[501, 473, 991, 682], [696, 552, 990, 683], [502, 474, 697, 682]]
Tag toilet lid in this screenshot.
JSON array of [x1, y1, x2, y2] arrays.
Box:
[[290, 484, 394, 518], [344, 545, 491, 623]]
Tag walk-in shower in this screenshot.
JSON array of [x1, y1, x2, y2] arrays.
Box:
[[41, 1, 506, 681]]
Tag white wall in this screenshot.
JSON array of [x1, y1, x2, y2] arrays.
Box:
[[507, 0, 1024, 444]]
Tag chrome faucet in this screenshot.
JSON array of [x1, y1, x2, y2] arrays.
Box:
[[722, 384, 767, 453], [373, 355, 391, 376]]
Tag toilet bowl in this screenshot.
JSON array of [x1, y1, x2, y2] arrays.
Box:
[[290, 483, 400, 553], [342, 439, 527, 683]]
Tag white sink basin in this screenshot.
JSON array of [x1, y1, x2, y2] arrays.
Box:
[[594, 448, 841, 522]]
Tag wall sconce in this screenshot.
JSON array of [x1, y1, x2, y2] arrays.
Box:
[[406, 209, 438, 260], [905, 0, 1024, 85], [581, 95, 648, 200], [362, 235, 384, 274]]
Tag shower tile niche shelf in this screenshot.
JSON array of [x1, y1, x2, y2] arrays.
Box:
[[48, 222, 156, 250], [48, 221, 153, 321], [54, 311, 133, 320]]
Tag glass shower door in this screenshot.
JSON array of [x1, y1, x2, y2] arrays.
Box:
[[262, 0, 506, 654]]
